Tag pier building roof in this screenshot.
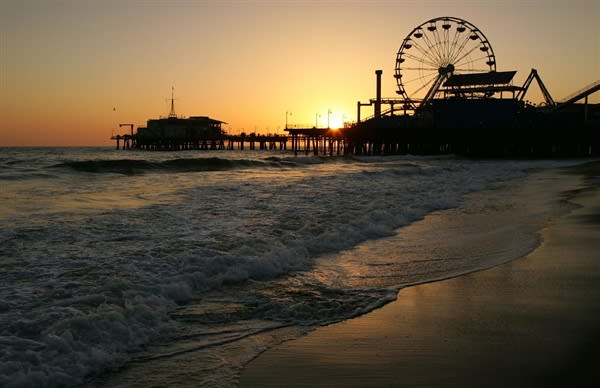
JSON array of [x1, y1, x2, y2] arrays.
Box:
[[441, 71, 521, 96], [444, 71, 517, 87], [151, 116, 227, 125]]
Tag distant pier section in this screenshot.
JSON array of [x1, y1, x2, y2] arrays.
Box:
[[112, 120, 290, 152]]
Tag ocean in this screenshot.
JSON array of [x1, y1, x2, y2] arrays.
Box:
[[0, 147, 585, 387]]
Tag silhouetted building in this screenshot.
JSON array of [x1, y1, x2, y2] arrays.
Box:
[[135, 116, 226, 150]]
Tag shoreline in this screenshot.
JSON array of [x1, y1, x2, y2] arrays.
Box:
[[239, 162, 600, 387]]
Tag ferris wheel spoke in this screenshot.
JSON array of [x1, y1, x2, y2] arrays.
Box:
[[449, 28, 461, 53], [442, 28, 454, 62], [411, 75, 438, 96], [449, 32, 476, 65], [455, 53, 492, 70], [454, 67, 492, 73], [440, 28, 448, 59], [431, 28, 445, 60], [455, 55, 489, 67], [440, 28, 454, 63], [402, 74, 438, 93], [401, 51, 440, 69], [402, 67, 440, 72], [403, 70, 438, 86], [416, 29, 444, 64], [406, 40, 436, 64], [452, 44, 483, 68], [434, 26, 451, 62], [401, 58, 439, 72], [448, 29, 467, 64], [410, 39, 444, 68], [424, 33, 447, 65], [401, 39, 427, 61]]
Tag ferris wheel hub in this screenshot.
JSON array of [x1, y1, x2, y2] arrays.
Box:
[[438, 64, 455, 75]]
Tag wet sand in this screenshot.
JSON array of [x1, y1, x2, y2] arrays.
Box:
[[240, 164, 600, 387]]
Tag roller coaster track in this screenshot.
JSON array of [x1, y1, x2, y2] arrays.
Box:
[[555, 80, 600, 110]]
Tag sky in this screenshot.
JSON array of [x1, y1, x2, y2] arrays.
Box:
[[1, 0, 598, 146]]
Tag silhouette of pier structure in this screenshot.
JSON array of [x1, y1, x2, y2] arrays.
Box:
[[112, 131, 289, 152], [285, 125, 346, 156], [113, 16, 599, 157], [340, 68, 599, 157]]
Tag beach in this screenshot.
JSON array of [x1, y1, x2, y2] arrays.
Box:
[[240, 162, 600, 387]]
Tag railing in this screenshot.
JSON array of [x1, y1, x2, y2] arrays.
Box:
[[285, 124, 318, 130], [358, 104, 416, 123], [358, 107, 395, 123]]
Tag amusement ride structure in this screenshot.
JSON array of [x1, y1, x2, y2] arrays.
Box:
[[348, 16, 599, 156], [357, 16, 596, 120], [395, 16, 498, 110]]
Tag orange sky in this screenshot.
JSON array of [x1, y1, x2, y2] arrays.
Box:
[[1, 0, 598, 146]]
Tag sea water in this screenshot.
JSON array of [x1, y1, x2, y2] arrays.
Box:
[[0, 147, 584, 387]]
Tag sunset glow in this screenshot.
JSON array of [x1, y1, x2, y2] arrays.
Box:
[[1, 0, 598, 146], [328, 114, 346, 130]]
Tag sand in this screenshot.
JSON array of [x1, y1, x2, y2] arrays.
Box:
[[240, 164, 600, 387]]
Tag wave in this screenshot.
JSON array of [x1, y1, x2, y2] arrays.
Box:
[[0, 171, 60, 181], [50, 157, 279, 175]]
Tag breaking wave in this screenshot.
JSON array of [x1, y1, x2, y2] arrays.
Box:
[[50, 157, 290, 175]]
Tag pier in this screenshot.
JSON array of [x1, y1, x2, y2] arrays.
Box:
[[112, 80, 599, 157], [112, 16, 599, 158], [112, 96, 599, 157]]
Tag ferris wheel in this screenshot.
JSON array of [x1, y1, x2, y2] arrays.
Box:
[[395, 16, 497, 109]]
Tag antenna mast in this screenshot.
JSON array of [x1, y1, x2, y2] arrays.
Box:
[[168, 86, 177, 118]]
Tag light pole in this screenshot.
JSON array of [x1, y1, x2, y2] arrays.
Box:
[[286, 111, 292, 130], [315, 113, 321, 128], [327, 109, 332, 129]]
